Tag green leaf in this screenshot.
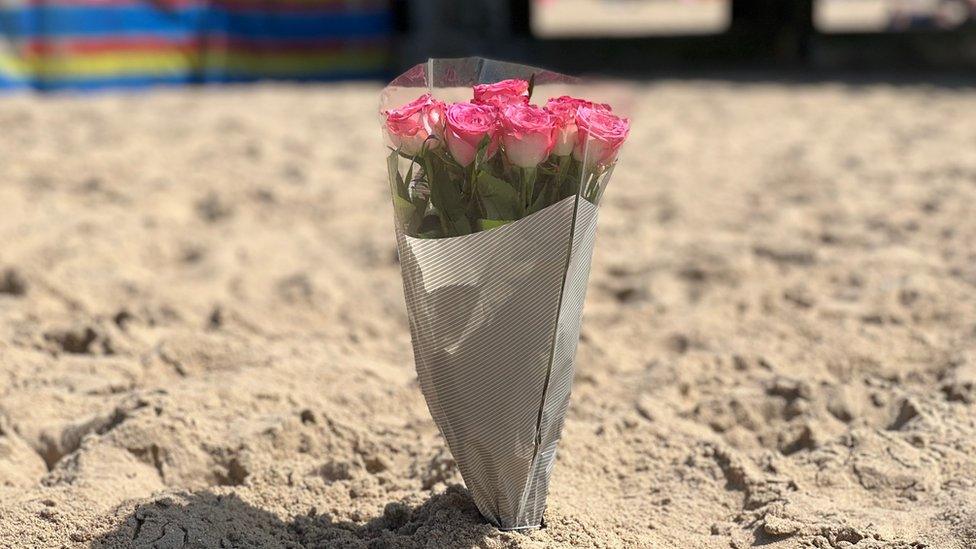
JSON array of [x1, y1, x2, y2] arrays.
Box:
[[418, 229, 443, 239], [393, 195, 420, 233], [476, 172, 520, 220], [527, 73, 536, 102], [528, 180, 551, 214], [478, 218, 513, 231], [393, 194, 414, 213], [404, 161, 415, 191], [387, 152, 409, 200], [559, 157, 583, 199], [473, 134, 492, 171], [427, 156, 471, 237], [431, 146, 459, 169]]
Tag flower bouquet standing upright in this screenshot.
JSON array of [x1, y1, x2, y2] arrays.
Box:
[[380, 58, 629, 530]]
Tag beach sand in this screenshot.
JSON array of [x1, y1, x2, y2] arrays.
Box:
[[1, 79, 975, 548]]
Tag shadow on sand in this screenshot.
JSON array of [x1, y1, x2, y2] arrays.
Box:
[[90, 485, 497, 549]]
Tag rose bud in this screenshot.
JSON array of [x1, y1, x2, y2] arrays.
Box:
[[544, 102, 578, 157], [444, 102, 500, 167], [422, 99, 446, 143], [545, 96, 612, 157], [472, 79, 530, 108], [384, 94, 445, 156], [573, 106, 630, 169], [499, 103, 556, 168]]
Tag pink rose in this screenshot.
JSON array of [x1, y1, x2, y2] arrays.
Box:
[[499, 104, 556, 168], [573, 106, 630, 169], [384, 94, 445, 156], [472, 79, 530, 108], [444, 102, 500, 167], [545, 96, 611, 156], [544, 96, 611, 119]]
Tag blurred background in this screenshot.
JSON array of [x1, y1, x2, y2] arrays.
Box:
[[2, 0, 976, 90]]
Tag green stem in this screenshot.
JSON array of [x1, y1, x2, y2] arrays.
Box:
[[463, 163, 474, 198], [523, 167, 537, 214], [555, 155, 571, 202], [582, 172, 597, 202], [532, 179, 548, 214], [469, 164, 484, 218], [518, 168, 527, 217], [423, 155, 448, 235]]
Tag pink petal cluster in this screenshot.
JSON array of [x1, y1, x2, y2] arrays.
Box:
[[383, 93, 445, 156], [444, 102, 500, 167], [544, 96, 612, 156], [573, 106, 630, 168], [499, 104, 555, 168], [472, 79, 530, 108], [384, 82, 628, 169]]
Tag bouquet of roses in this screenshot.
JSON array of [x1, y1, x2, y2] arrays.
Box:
[[380, 58, 629, 530], [383, 70, 628, 238]]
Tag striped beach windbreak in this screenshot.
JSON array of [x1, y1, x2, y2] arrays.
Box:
[[383, 59, 611, 529], [0, 0, 391, 90]]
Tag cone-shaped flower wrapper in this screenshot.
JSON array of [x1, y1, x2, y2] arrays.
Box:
[[380, 58, 628, 530]]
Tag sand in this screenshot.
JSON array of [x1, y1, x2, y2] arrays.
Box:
[[1, 78, 975, 548]]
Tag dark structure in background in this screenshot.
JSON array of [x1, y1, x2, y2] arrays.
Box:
[[391, 0, 976, 75]]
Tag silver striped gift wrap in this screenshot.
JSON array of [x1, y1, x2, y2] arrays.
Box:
[[395, 194, 600, 529]]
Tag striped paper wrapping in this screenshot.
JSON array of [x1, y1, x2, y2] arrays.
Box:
[[396, 194, 600, 529]]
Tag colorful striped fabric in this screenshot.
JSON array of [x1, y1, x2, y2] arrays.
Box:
[[0, 0, 392, 90]]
